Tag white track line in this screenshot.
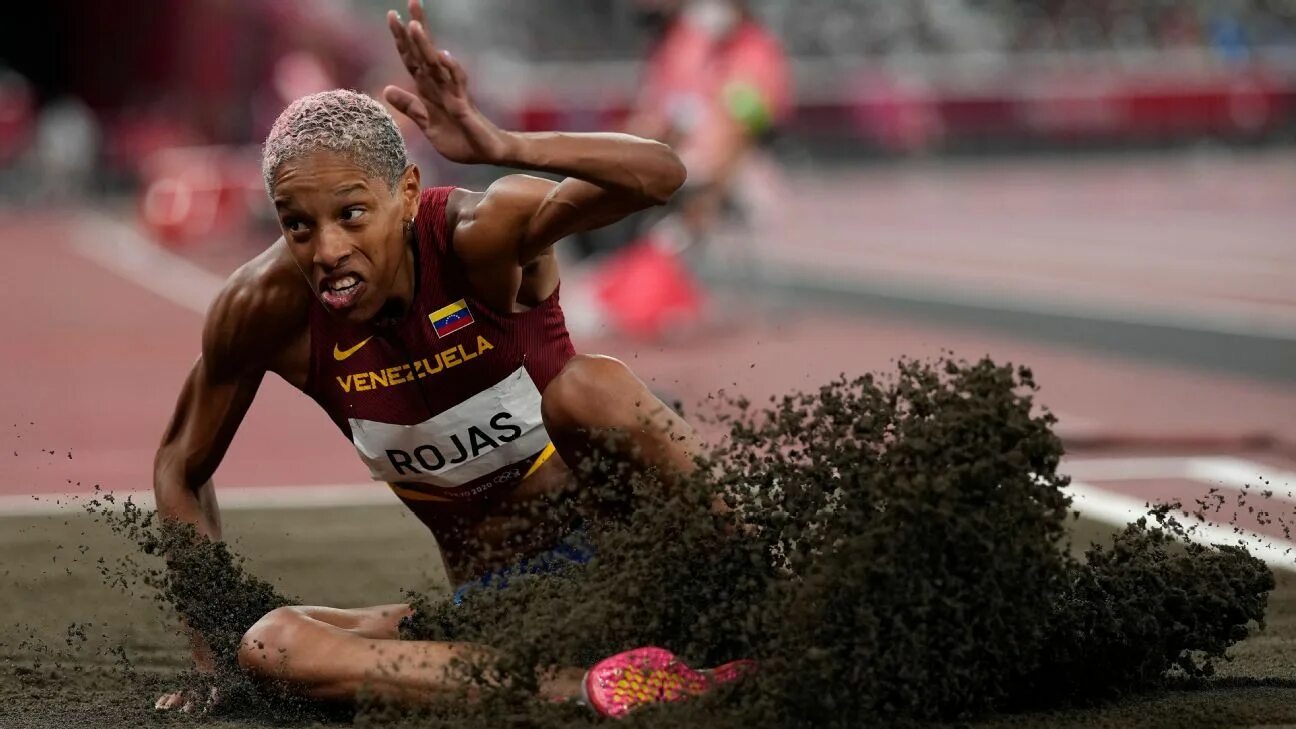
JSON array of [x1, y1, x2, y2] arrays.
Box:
[[1069, 479, 1296, 571], [1063, 455, 1296, 571], [1066, 456, 1296, 496], [69, 212, 222, 315], [6, 479, 1291, 571], [1064, 457, 1196, 481], [0, 483, 395, 517], [1185, 457, 1296, 495]]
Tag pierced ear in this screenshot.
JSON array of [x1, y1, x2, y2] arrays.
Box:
[[401, 163, 421, 219]]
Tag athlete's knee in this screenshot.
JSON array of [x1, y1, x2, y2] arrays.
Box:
[[352, 603, 414, 639], [237, 606, 305, 678], [542, 354, 641, 431]]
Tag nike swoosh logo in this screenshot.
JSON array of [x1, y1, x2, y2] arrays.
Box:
[[333, 337, 373, 361]]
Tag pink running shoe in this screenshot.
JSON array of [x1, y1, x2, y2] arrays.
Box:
[[582, 646, 756, 719]]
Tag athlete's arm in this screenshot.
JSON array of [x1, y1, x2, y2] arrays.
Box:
[[152, 247, 308, 708], [153, 291, 263, 539], [153, 248, 307, 538], [455, 131, 683, 267], [152, 357, 257, 541], [382, 2, 686, 264]]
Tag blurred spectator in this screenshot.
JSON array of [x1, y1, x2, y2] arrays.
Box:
[[30, 96, 101, 202], [1208, 9, 1252, 62], [0, 68, 35, 172], [574, 0, 792, 341], [575, 0, 791, 259], [998, 0, 1294, 55], [628, 0, 791, 236]]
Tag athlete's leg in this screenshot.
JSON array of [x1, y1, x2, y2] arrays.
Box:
[[541, 354, 704, 482], [289, 604, 413, 638], [237, 605, 584, 703]]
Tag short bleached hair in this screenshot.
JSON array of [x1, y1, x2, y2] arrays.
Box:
[[262, 89, 409, 196]]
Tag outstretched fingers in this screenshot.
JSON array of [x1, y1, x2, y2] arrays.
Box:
[[388, 9, 446, 90], [408, 20, 443, 76], [386, 11, 420, 76], [383, 1, 477, 140], [439, 50, 470, 97], [383, 86, 430, 125], [407, 0, 428, 26], [404, 0, 446, 78]]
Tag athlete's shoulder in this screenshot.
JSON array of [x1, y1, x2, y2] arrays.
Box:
[[202, 238, 311, 378], [447, 176, 556, 260], [449, 175, 555, 224]]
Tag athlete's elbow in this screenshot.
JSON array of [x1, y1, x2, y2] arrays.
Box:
[[152, 447, 187, 506], [153, 451, 221, 540], [152, 446, 204, 507], [644, 145, 687, 205]]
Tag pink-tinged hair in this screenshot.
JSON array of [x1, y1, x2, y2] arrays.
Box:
[[262, 89, 409, 196]]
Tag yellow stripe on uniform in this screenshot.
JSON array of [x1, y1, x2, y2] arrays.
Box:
[[387, 443, 557, 503], [523, 441, 557, 480], [387, 483, 454, 502]]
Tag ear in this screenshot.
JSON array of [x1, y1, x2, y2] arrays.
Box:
[[398, 163, 421, 220]]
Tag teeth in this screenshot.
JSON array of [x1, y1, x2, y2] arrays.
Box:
[[329, 276, 358, 291]]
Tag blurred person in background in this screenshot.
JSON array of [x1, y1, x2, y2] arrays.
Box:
[[569, 0, 791, 342], [29, 95, 101, 202], [0, 67, 35, 198], [573, 0, 790, 262], [625, 0, 791, 250]]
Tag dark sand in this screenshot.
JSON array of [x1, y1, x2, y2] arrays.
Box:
[[1, 506, 1293, 728], [3, 361, 1293, 727]]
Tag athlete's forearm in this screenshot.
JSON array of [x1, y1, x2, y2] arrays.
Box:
[[153, 457, 223, 542], [153, 458, 223, 672], [498, 131, 686, 205]]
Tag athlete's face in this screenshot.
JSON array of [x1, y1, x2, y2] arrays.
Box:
[[271, 150, 420, 323]]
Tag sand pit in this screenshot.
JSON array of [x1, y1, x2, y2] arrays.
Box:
[[3, 358, 1293, 727]]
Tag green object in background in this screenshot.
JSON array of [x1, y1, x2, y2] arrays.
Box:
[[723, 80, 773, 135]]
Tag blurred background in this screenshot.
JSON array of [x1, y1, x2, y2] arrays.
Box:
[[5, 1, 1296, 232], [1, 1, 1294, 562]]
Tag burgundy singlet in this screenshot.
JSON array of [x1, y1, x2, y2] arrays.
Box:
[[304, 186, 576, 502]]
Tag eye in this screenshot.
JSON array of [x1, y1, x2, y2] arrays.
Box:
[[340, 206, 367, 223], [282, 218, 309, 235]]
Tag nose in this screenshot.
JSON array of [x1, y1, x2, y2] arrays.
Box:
[[313, 223, 351, 269]]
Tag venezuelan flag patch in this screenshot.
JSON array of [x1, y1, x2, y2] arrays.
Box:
[[429, 298, 475, 338]]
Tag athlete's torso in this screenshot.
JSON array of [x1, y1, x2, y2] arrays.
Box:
[[303, 186, 576, 503]]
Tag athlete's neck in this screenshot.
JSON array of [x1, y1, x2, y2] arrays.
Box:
[[371, 230, 420, 329]]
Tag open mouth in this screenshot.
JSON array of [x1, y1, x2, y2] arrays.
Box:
[[319, 274, 367, 311]]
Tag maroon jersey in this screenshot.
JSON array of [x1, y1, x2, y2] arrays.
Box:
[[303, 187, 576, 502]]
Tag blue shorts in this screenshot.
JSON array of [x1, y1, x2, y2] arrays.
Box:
[[452, 529, 594, 606]]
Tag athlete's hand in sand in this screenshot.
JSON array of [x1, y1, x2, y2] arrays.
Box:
[[155, 625, 220, 713], [155, 686, 219, 714], [384, 0, 511, 166]]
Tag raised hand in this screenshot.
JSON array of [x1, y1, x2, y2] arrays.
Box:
[[384, 0, 512, 166]]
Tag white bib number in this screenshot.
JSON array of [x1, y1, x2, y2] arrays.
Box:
[[348, 367, 549, 488]]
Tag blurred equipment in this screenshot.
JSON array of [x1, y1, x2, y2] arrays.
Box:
[[137, 146, 263, 248], [590, 234, 705, 341]]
